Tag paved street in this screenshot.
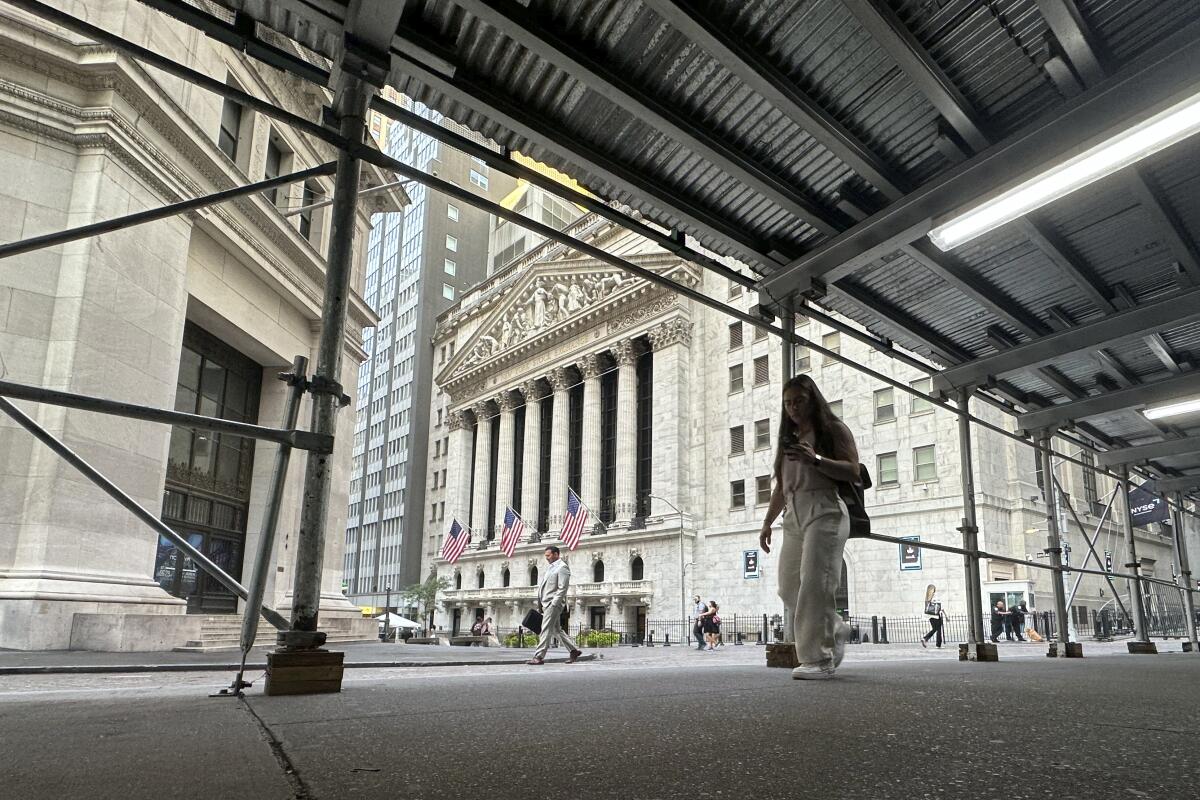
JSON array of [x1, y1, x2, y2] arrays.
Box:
[[2, 643, 1197, 799]]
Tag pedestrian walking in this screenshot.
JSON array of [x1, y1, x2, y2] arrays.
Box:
[[527, 546, 582, 665], [700, 600, 722, 651], [692, 595, 708, 650], [921, 584, 946, 648], [760, 375, 862, 680]]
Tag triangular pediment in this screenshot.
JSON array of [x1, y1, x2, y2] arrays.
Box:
[[437, 254, 690, 389]]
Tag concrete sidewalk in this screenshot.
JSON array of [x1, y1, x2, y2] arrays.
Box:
[[3, 650, 1197, 799], [0, 640, 594, 674]]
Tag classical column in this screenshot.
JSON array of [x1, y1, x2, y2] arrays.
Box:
[[547, 368, 572, 528], [613, 339, 639, 525], [520, 380, 545, 531], [493, 390, 517, 538], [648, 319, 692, 515], [470, 401, 493, 537], [446, 410, 473, 528], [579, 353, 602, 518]]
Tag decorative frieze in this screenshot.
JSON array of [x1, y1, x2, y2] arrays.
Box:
[[608, 294, 677, 335], [649, 318, 693, 350]]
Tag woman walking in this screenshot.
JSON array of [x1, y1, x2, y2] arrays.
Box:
[[921, 585, 946, 648], [760, 375, 862, 680], [700, 600, 722, 651]]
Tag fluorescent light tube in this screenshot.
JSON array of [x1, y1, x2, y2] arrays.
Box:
[[1144, 396, 1200, 420], [928, 90, 1200, 251]]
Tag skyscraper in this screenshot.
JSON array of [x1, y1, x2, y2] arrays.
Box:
[[342, 95, 515, 611]]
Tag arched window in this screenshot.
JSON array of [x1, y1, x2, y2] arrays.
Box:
[[477, 570, 485, 588], [502, 568, 511, 587], [593, 559, 605, 583], [529, 565, 538, 585], [454, 572, 462, 590], [631, 556, 644, 581]]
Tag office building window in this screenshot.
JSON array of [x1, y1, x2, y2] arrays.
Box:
[[218, 95, 243, 162], [794, 347, 810, 372], [874, 388, 895, 422], [442, 283, 455, 300], [729, 322, 743, 349], [263, 136, 287, 206], [730, 480, 746, 509], [877, 452, 899, 486], [754, 325, 767, 342], [447, 204, 459, 222], [730, 425, 745, 455], [444, 259, 456, 276], [914, 445, 937, 482], [753, 355, 769, 387], [729, 364, 743, 394], [469, 169, 489, 189], [299, 182, 322, 241], [910, 377, 933, 414], [446, 234, 457, 252], [729, 281, 742, 299], [822, 332, 840, 364], [754, 418, 770, 450], [756, 475, 772, 505]]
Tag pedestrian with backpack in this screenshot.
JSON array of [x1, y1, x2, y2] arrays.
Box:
[[759, 375, 863, 680]]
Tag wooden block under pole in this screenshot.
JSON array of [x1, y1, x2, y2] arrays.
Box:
[[264, 649, 345, 696], [766, 642, 799, 668]]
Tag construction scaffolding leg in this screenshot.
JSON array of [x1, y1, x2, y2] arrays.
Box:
[[957, 389, 994, 661], [1119, 466, 1157, 654], [1040, 434, 1081, 657], [1171, 492, 1199, 654]]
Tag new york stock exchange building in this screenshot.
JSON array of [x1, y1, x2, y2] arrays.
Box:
[[416, 214, 1124, 639]]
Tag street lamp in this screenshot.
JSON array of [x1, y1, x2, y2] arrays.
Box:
[[649, 493, 687, 619], [384, 584, 392, 642]]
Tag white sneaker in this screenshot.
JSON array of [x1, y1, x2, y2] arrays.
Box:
[[792, 664, 835, 680], [833, 622, 851, 668]]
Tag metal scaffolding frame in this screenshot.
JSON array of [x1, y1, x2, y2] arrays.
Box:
[[1, 0, 1198, 687]]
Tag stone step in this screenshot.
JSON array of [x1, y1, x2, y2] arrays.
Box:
[[173, 631, 374, 653]]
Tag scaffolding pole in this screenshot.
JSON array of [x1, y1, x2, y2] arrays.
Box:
[[1040, 433, 1078, 657], [1170, 491, 1199, 653], [1118, 465, 1157, 653], [956, 388, 989, 658], [282, 78, 370, 648]]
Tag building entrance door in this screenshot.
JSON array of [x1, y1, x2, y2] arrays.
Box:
[[153, 323, 261, 614], [635, 606, 647, 643]]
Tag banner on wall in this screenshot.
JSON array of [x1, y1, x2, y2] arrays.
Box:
[[1128, 481, 1168, 527], [899, 536, 922, 571], [743, 549, 760, 579]]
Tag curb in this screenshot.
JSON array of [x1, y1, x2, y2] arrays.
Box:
[[0, 653, 599, 676]]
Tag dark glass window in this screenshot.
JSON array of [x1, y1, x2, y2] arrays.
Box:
[[599, 370, 617, 523], [593, 560, 605, 583], [635, 349, 652, 517], [512, 404, 525, 511], [487, 411, 500, 539], [454, 572, 462, 590], [299, 182, 322, 240], [264, 137, 284, 206], [568, 384, 583, 496], [631, 556, 644, 581], [477, 570, 485, 588], [529, 565, 538, 586], [156, 323, 260, 613], [538, 395, 552, 533], [218, 97, 242, 161], [502, 568, 511, 587]]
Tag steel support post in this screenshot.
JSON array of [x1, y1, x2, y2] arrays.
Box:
[[223, 358, 309, 696], [779, 302, 795, 645], [956, 388, 992, 660], [283, 79, 370, 648], [0, 396, 289, 630], [1039, 434, 1079, 657], [1170, 491, 1199, 653], [1118, 465, 1157, 653]]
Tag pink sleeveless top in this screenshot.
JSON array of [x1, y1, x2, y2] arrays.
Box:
[[780, 430, 838, 495]]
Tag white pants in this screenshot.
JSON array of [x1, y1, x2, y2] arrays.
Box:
[[533, 603, 579, 659], [777, 489, 850, 667]]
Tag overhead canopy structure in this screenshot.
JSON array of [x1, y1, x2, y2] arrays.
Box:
[[110, 0, 1200, 497]]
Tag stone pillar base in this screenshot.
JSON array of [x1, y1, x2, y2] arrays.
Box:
[[265, 649, 344, 695], [766, 642, 799, 669], [1046, 641, 1084, 658], [1127, 641, 1158, 654], [0, 576, 185, 651], [958, 642, 1000, 662]]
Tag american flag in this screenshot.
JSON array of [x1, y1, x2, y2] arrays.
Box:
[[561, 488, 589, 551], [440, 519, 471, 563], [499, 506, 525, 557]]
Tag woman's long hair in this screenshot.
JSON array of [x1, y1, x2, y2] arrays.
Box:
[[773, 374, 840, 482]]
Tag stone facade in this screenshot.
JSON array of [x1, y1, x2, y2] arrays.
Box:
[[0, 3, 403, 649], [419, 217, 1190, 635]]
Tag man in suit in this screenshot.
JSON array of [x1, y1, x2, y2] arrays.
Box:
[[528, 545, 583, 665]]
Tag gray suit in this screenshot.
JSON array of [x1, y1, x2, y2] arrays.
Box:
[[532, 559, 579, 659]]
